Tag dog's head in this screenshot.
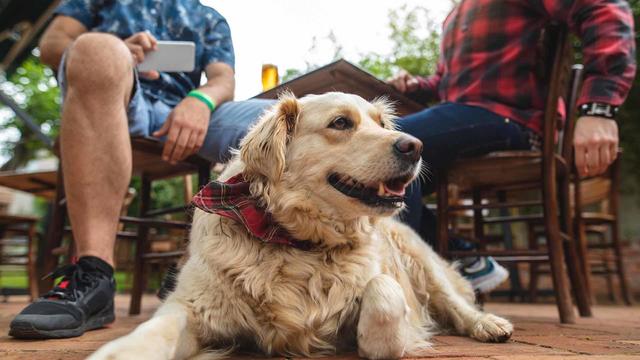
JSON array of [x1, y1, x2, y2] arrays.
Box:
[[240, 91, 422, 222]]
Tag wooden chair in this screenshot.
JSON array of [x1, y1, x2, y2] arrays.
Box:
[[573, 154, 632, 304], [434, 26, 591, 324], [528, 156, 633, 306], [0, 214, 39, 300], [40, 136, 211, 315]]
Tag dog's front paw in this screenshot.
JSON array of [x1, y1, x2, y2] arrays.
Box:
[[88, 335, 171, 360], [469, 313, 513, 343]]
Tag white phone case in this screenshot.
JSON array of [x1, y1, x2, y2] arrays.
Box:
[[137, 41, 196, 73]]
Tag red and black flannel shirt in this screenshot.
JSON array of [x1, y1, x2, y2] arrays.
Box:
[[411, 0, 636, 134]]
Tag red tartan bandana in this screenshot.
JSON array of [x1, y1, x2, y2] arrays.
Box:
[[192, 174, 312, 250]]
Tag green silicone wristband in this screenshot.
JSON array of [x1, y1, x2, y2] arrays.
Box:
[[187, 90, 216, 112]]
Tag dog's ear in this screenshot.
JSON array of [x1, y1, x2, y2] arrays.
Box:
[[240, 92, 300, 181], [371, 96, 398, 130]]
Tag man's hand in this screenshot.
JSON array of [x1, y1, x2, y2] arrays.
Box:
[[152, 97, 211, 164], [573, 116, 619, 178], [387, 69, 420, 94], [124, 31, 159, 80]]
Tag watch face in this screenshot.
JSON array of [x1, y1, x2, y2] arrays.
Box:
[[583, 103, 616, 119], [594, 105, 609, 115]]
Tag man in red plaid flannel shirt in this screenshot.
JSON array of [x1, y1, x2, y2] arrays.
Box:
[[388, 0, 636, 293]]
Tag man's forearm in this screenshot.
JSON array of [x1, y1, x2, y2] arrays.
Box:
[[39, 16, 89, 71], [193, 62, 236, 109], [196, 75, 235, 107], [39, 31, 77, 70]]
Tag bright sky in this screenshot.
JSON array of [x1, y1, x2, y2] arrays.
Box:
[[203, 0, 453, 100]]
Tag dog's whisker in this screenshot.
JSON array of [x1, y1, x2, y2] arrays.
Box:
[[418, 163, 432, 183]]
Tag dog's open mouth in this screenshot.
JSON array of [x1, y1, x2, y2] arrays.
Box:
[[327, 172, 413, 208]]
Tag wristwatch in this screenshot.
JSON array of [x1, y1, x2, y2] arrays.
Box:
[[579, 102, 619, 120]]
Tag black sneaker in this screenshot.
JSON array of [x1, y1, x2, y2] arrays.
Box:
[[9, 256, 115, 339]]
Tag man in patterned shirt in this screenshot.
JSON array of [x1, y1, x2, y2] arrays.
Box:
[[389, 0, 636, 293], [9, 0, 273, 339]]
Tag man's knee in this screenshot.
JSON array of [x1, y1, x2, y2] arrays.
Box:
[[65, 33, 133, 91]]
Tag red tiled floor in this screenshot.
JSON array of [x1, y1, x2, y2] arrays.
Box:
[[1, 295, 639, 359]]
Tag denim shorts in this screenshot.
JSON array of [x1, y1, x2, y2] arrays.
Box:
[[58, 54, 275, 164]]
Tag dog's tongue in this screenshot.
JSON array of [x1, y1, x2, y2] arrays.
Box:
[[380, 182, 406, 197]]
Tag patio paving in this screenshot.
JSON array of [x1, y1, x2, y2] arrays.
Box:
[[1, 295, 639, 359]]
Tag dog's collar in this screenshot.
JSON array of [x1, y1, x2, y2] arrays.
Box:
[[192, 173, 313, 251]]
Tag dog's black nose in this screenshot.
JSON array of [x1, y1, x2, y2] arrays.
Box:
[[393, 135, 423, 162]]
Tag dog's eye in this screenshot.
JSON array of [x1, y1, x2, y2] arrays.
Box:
[[329, 116, 353, 130]]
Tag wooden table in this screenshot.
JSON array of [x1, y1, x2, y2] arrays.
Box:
[[0, 169, 58, 200]]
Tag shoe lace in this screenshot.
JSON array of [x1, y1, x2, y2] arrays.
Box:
[[41, 263, 101, 301]]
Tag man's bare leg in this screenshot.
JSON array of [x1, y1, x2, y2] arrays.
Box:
[[9, 33, 136, 340], [62, 33, 134, 266]]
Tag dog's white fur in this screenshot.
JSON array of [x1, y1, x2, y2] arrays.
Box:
[[89, 92, 512, 360]]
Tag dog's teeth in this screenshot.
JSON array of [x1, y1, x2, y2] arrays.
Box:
[[377, 183, 385, 196]]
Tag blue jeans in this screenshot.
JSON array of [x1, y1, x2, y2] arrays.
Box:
[[396, 103, 533, 246], [126, 95, 274, 163]]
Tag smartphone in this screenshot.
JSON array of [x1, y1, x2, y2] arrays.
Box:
[[137, 41, 196, 73]]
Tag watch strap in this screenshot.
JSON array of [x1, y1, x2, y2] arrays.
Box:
[[579, 102, 618, 120]]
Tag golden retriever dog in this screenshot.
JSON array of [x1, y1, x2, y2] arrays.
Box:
[[89, 92, 513, 360]]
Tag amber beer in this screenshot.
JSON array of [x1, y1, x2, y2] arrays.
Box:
[[261, 64, 279, 91]]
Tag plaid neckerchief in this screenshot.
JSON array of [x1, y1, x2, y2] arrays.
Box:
[[192, 174, 312, 250]]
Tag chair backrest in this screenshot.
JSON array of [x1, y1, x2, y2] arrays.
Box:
[[560, 64, 585, 162], [540, 25, 573, 166]]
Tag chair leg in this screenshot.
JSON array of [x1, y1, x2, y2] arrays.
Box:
[[472, 190, 484, 249], [574, 219, 595, 305], [609, 159, 633, 305], [527, 223, 540, 303], [560, 183, 592, 317], [543, 174, 576, 324], [497, 191, 523, 302], [436, 171, 449, 257], [27, 223, 39, 301], [198, 163, 211, 188], [597, 232, 618, 303], [129, 176, 152, 315], [563, 237, 592, 317], [612, 218, 633, 305], [39, 167, 67, 291], [472, 189, 488, 305], [559, 168, 592, 317]]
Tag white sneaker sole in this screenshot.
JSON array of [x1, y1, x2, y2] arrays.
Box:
[[470, 262, 510, 293]]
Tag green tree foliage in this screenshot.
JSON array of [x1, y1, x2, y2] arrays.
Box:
[[126, 176, 190, 220], [281, 5, 442, 82], [282, 30, 344, 82], [618, 0, 640, 192], [358, 5, 441, 80], [0, 54, 60, 170]]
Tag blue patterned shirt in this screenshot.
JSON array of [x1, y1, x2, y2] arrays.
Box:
[[55, 0, 235, 105]]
